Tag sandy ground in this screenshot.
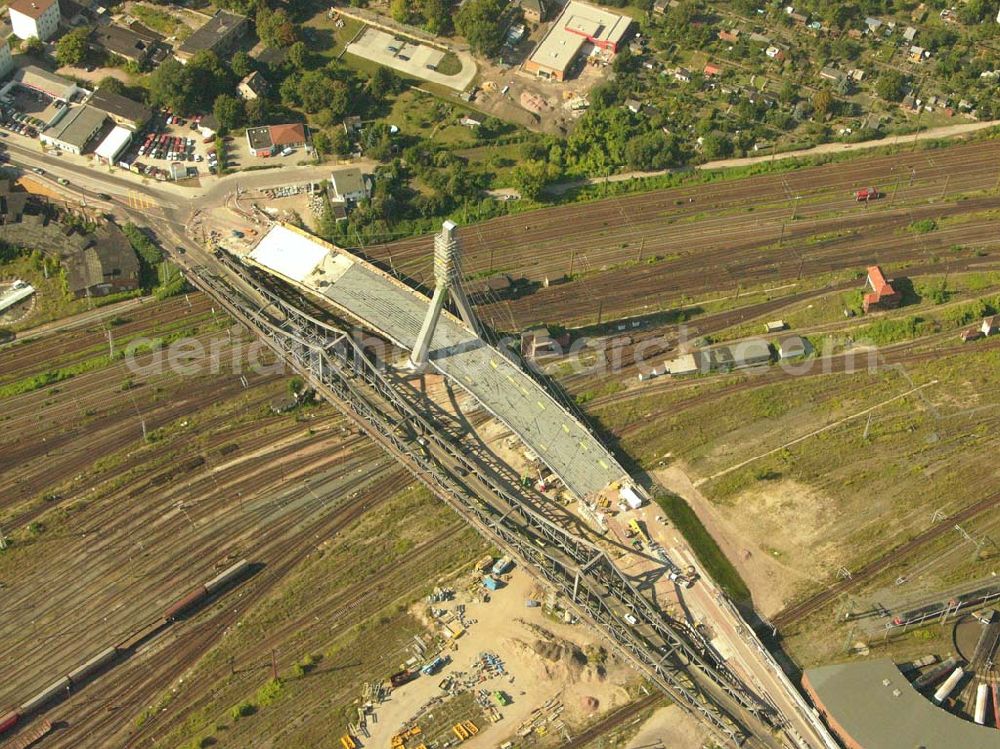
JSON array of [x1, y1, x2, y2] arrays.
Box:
[[625, 704, 712, 749], [654, 465, 814, 617], [365, 565, 633, 748]]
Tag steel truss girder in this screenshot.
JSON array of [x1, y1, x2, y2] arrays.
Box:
[[193, 260, 783, 746]]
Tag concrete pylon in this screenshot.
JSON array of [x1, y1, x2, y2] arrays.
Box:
[[409, 221, 480, 370]]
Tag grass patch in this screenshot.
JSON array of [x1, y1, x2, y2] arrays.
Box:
[[435, 51, 462, 76], [131, 4, 182, 35], [653, 491, 751, 605], [908, 218, 938, 234]]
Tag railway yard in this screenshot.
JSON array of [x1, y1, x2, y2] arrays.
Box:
[[3, 128, 1000, 748]]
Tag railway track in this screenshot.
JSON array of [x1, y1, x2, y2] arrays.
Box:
[[772, 489, 1000, 630], [561, 693, 663, 749]]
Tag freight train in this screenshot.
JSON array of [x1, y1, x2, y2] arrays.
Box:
[[0, 559, 251, 737]]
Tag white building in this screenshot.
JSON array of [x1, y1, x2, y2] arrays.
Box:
[[329, 168, 370, 202], [94, 126, 132, 165], [9, 0, 61, 41]]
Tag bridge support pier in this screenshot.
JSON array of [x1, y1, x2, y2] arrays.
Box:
[[409, 221, 480, 370]]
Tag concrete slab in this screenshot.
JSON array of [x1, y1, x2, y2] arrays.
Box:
[[347, 28, 476, 91]]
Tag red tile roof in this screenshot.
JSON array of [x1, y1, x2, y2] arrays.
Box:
[[9, 0, 57, 20], [268, 123, 305, 147]]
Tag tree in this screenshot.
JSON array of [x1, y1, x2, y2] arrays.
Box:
[[56, 27, 90, 67], [213, 94, 244, 133], [511, 159, 549, 201], [298, 71, 350, 116], [244, 97, 268, 125], [812, 89, 833, 117], [455, 0, 507, 57], [422, 0, 452, 34], [287, 40, 310, 69], [256, 6, 298, 48], [875, 70, 907, 102], [778, 80, 799, 105], [96, 76, 125, 95], [368, 66, 399, 99], [312, 129, 333, 155], [390, 0, 414, 23], [230, 50, 254, 79], [701, 133, 733, 159], [20, 36, 44, 56]]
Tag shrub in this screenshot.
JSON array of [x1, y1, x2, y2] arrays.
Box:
[[230, 701, 255, 720]]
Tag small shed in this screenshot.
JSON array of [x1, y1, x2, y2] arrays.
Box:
[[765, 320, 787, 333], [960, 329, 984, 343], [666, 352, 700, 376], [776, 334, 808, 359], [980, 315, 1000, 336]]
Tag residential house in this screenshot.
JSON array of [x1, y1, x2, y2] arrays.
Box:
[[175, 10, 247, 63], [246, 123, 307, 157], [237, 71, 268, 101], [703, 64, 722, 77], [9, 0, 60, 41], [0, 37, 12, 79], [90, 23, 159, 65], [329, 167, 370, 202], [674, 67, 691, 82], [981, 315, 1000, 336], [862, 265, 902, 313], [718, 29, 740, 43], [864, 17, 883, 33]]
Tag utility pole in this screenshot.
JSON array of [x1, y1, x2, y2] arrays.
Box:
[[569, 250, 575, 277], [107, 329, 114, 359], [271, 648, 278, 681], [636, 237, 644, 262], [940, 175, 950, 200]]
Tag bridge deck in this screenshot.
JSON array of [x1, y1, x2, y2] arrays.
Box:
[[246, 224, 629, 499]]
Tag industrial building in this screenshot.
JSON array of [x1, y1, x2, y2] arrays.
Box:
[[93, 126, 132, 165], [8, 0, 60, 41], [175, 10, 247, 63], [803, 659, 999, 749], [862, 265, 902, 313], [38, 105, 106, 155], [712, 339, 772, 370], [523, 1, 632, 81], [246, 123, 307, 157], [63, 224, 140, 298], [4, 66, 80, 102], [86, 88, 151, 131]]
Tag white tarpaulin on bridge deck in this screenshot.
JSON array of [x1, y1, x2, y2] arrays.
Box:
[[247, 224, 332, 283]]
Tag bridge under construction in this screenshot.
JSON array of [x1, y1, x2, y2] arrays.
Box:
[[191, 221, 822, 748], [246, 222, 632, 502]]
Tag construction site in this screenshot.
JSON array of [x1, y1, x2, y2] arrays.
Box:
[[3, 123, 1000, 749]]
